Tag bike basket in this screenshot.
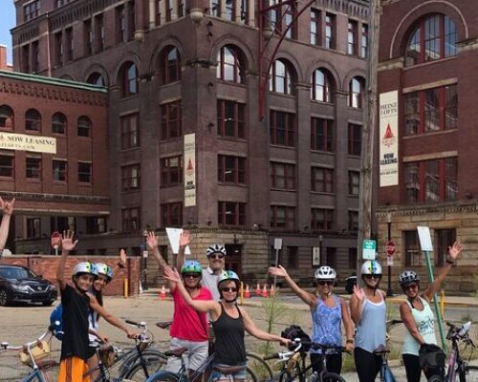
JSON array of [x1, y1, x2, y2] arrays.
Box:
[[281, 325, 311, 352], [418, 344, 446, 371], [18, 340, 50, 367], [98, 344, 116, 368]]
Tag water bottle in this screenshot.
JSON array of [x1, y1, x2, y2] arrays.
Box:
[[458, 321, 471, 337]]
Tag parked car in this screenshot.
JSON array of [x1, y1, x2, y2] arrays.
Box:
[[345, 274, 357, 294], [0, 265, 57, 306]]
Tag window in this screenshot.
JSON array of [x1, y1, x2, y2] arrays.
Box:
[[120, 62, 138, 97], [270, 110, 295, 147], [348, 211, 359, 231], [121, 113, 139, 148], [311, 167, 334, 193], [270, 162, 295, 189], [159, 46, 181, 85], [160, 101, 182, 140], [87, 72, 105, 86], [218, 202, 246, 226], [311, 208, 333, 231], [284, 4, 297, 39], [95, 14, 105, 52], [86, 217, 107, 234], [177, 0, 185, 18], [52, 160, 67, 181], [122, 207, 140, 232], [311, 118, 333, 152], [161, 203, 183, 227], [128, 1, 136, 40], [26, 218, 41, 238], [404, 157, 457, 203], [165, 0, 173, 21], [435, 229, 456, 267], [25, 109, 41, 131], [210, 0, 219, 16], [404, 85, 457, 135], [348, 77, 364, 108], [217, 100, 245, 138], [225, 0, 235, 21], [65, 28, 73, 62], [239, 0, 248, 24], [348, 124, 361, 156], [84, 19, 93, 56], [270, 205, 296, 230], [78, 162, 92, 183], [348, 248, 357, 269], [24, 1, 41, 21], [155, 0, 161, 25], [217, 46, 244, 84], [348, 171, 360, 195], [311, 69, 332, 102], [361, 24, 368, 58], [270, 60, 294, 95], [78, 116, 92, 137], [55, 31, 63, 66], [116, 6, 127, 43], [285, 246, 298, 269], [324, 247, 337, 269], [325, 13, 335, 49], [32, 41, 39, 72], [404, 230, 420, 266], [218, 155, 246, 184], [405, 14, 457, 66], [122, 164, 140, 191], [52, 112, 67, 134], [160, 156, 182, 187], [0, 155, 14, 177], [347, 20, 358, 55], [50, 216, 69, 232], [26, 158, 41, 179], [0, 106, 14, 129], [22, 45, 30, 73], [310, 10, 321, 46]]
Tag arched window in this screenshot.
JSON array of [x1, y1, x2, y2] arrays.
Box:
[[159, 46, 181, 85], [348, 77, 365, 108], [270, 59, 294, 95], [78, 116, 92, 137], [25, 109, 41, 131], [87, 72, 106, 86], [0, 105, 14, 129], [52, 112, 67, 134], [405, 14, 457, 66], [311, 69, 333, 102], [119, 62, 138, 97], [217, 45, 244, 84]]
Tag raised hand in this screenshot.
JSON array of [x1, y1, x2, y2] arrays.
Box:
[[448, 242, 462, 260], [119, 249, 127, 266], [268, 265, 288, 278], [353, 284, 365, 302], [146, 232, 158, 251], [163, 265, 180, 283], [179, 230, 192, 248], [0, 197, 15, 216], [61, 230, 78, 252]]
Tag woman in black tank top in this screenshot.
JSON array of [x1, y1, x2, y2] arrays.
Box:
[[165, 268, 291, 381]]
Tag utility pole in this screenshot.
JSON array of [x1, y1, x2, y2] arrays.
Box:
[[357, 0, 380, 281]]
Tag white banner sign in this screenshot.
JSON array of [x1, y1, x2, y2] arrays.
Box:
[[165, 228, 191, 255], [0, 132, 56, 154], [417, 226, 433, 252], [184, 134, 196, 207], [379, 91, 399, 187]]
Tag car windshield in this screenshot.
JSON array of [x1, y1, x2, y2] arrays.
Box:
[[0, 267, 36, 279]]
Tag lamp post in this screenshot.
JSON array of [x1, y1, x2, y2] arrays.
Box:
[[319, 235, 323, 266], [386, 213, 393, 296]]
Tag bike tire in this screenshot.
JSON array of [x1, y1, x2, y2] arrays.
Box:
[[118, 349, 167, 378], [462, 365, 478, 382], [246, 366, 259, 382], [321, 372, 346, 382], [122, 356, 167, 381], [427, 375, 443, 382], [247, 352, 274, 382], [146, 370, 181, 382]]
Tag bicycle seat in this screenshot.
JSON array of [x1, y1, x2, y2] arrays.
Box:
[[156, 321, 173, 330], [165, 347, 188, 357], [373, 345, 390, 355], [213, 365, 245, 375]]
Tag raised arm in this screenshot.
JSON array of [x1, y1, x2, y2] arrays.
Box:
[[175, 230, 191, 271], [349, 285, 366, 325], [268, 265, 316, 307], [0, 197, 14, 254], [423, 242, 462, 302], [111, 249, 127, 278], [241, 307, 290, 345], [56, 230, 78, 290]]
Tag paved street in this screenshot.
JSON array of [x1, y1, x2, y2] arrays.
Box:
[[1, 291, 477, 381]]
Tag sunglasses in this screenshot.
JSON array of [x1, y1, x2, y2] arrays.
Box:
[[209, 254, 224, 260], [221, 287, 238, 293], [183, 273, 200, 279], [404, 283, 418, 291], [318, 280, 333, 286], [364, 274, 381, 280]]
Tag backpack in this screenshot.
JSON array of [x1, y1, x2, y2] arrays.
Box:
[[49, 304, 64, 341], [281, 325, 311, 351], [419, 343, 446, 375]]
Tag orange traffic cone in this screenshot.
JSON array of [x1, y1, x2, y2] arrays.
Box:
[[256, 282, 261, 296], [244, 284, 250, 299], [160, 285, 167, 300], [261, 284, 268, 298], [270, 285, 276, 297]]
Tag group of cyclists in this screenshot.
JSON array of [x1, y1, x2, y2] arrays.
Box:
[[0, 196, 465, 382]]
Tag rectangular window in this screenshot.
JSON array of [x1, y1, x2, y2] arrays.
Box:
[[52, 160, 67, 181], [435, 229, 456, 267], [128, 1, 136, 40], [160, 156, 183, 187], [310, 10, 321, 46], [165, 0, 173, 21], [217, 100, 245, 139], [55, 31, 63, 66], [32, 41, 39, 72], [122, 207, 140, 232], [347, 20, 358, 55], [22, 45, 30, 73], [26, 158, 41, 179], [325, 247, 337, 269], [286, 246, 299, 269], [65, 28, 73, 62], [311, 118, 333, 152], [239, 0, 248, 24], [211, 0, 219, 16], [225, 0, 235, 21], [311, 167, 334, 193], [348, 248, 357, 269], [404, 230, 420, 267], [122, 164, 140, 191], [86, 217, 107, 234], [160, 102, 182, 140], [361, 24, 368, 58], [218, 155, 246, 184], [348, 124, 361, 156], [284, 4, 297, 39], [26, 218, 41, 238], [348, 171, 360, 195], [155, 0, 161, 25], [270, 205, 296, 230], [161, 202, 183, 227], [271, 162, 295, 189], [0, 155, 13, 177], [116, 6, 127, 43], [84, 19, 93, 56], [270, 110, 295, 147], [78, 162, 91, 183], [218, 201, 246, 226], [325, 13, 335, 49], [121, 113, 139, 149], [50, 216, 69, 232], [24, 0, 41, 21], [95, 14, 105, 52], [348, 211, 359, 231], [177, 0, 185, 18], [311, 208, 333, 231]]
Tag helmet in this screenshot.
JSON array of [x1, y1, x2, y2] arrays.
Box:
[[95, 263, 113, 281], [181, 260, 202, 275], [361, 260, 382, 275], [72, 261, 96, 278], [399, 270, 420, 286], [206, 244, 227, 257], [217, 270, 240, 288], [314, 266, 337, 280]]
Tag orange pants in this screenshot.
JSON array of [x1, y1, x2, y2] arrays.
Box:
[[58, 357, 91, 382]]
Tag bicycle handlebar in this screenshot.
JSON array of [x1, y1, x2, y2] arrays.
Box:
[[125, 319, 146, 328]]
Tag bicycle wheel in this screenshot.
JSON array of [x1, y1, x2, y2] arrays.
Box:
[[462, 365, 478, 382], [245, 366, 259, 382], [321, 372, 346, 382], [146, 370, 181, 382], [118, 349, 167, 378], [427, 375, 443, 382], [122, 356, 167, 381], [247, 352, 274, 382]]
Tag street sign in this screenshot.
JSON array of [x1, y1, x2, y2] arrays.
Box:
[[312, 247, 320, 266], [274, 238, 283, 250], [386, 240, 395, 257], [51, 232, 61, 249], [417, 226, 433, 251], [387, 256, 393, 266], [362, 240, 377, 260]]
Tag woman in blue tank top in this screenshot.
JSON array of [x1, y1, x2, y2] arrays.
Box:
[[269, 265, 354, 375]]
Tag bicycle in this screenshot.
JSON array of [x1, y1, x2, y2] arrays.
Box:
[[426, 321, 478, 382], [373, 319, 403, 382], [263, 339, 346, 382]]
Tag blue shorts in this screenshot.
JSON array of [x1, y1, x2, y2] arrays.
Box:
[[210, 362, 247, 381]]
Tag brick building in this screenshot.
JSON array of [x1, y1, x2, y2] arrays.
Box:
[[10, 0, 369, 285], [377, 0, 477, 292]]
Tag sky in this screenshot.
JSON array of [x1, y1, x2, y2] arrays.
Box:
[[0, 1, 16, 64]]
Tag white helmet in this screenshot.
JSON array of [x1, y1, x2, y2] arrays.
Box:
[[399, 270, 419, 286], [206, 244, 227, 257], [72, 261, 96, 278], [314, 266, 337, 280], [361, 260, 382, 275]]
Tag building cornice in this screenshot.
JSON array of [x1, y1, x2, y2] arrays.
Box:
[[376, 200, 478, 218]]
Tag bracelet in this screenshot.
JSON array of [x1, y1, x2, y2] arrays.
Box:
[[446, 259, 455, 265], [346, 339, 354, 344], [117, 262, 125, 268]]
